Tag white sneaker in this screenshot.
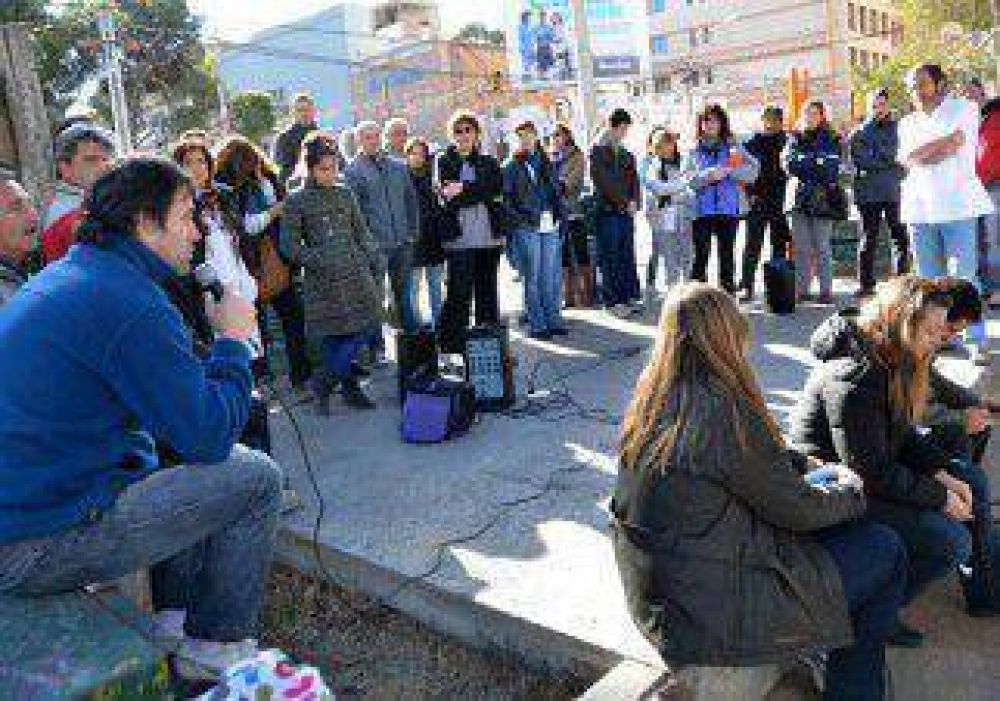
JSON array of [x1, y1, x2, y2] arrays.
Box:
[[152, 608, 186, 648], [173, 637, 258, 681]]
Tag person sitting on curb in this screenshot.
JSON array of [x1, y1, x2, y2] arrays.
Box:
[[0, 157, 282, 682], [614, 282, 906, 701]]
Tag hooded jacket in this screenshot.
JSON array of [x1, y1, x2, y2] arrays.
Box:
[[850, 116, 905, 205], [612, 373, 860, 666], [789, 312, 951, 510]]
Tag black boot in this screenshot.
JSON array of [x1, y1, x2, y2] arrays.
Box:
[[341, 377, 376, 410], [311, 373, 336, 417]]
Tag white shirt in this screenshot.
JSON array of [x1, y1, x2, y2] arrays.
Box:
[[898, 96, 994, 224], [203, 211, 261, 353]]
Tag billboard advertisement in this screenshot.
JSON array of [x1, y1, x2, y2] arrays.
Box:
[[506, 0, 646, 87], [508, 0, 579, 87]]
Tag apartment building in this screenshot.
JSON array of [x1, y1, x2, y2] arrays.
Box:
[[646, 0, 901, 132]]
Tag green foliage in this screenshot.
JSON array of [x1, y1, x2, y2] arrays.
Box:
[[454, 22, 505, 47], [229, 91, 277, 146], [0, 0, 47, 23], [852, 0, 996, 110], [26, 0, 217, 137]]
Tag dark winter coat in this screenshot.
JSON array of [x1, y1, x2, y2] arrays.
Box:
[[612, 372, 861, 666], [280, 179, 381, 339], [273, 121, 317, 185], [789, 312, 951, 510], [502, 149, 562, 231], [435, 145, 507, 245], [744, 131, 789, 213], [589, 129, 640, 214], [784, 127, 843, 215], [409, 168, 446, 268], [850, 117, 905, 204]]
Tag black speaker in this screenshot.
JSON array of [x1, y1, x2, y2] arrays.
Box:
[[463, 324, 515, 411], [763, 258, 796, 315], [396, 327, 439, 403]]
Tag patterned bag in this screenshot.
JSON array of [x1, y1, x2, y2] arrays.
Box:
[[198, 649, 334, 701]]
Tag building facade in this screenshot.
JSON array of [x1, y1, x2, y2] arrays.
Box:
[[350, 38, 562, 149], [646, 0, 901, 133]]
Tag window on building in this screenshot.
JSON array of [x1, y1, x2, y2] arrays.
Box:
[[651, 34, 669, 55], [653, 76, 672, 93], [869, 9, 878, 35], [859, 5, 866, 34], [702, 26, 711, 44], [848, 3, 856, 31], [881, 12, 889, 37], [860, 49, 869, 69], [689, 27, 698, 48], [704, 68, 713, 85], [849, 46, 858, 66]]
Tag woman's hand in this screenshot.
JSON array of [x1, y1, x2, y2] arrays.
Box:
[[943, 489, 973, 522], [441, 182, 464, 200], [935, 470, 973, 514]]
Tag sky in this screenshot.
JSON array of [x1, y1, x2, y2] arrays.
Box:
[[187, 0, 505, 42]]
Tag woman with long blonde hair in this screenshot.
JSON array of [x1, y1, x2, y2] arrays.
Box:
[[791, 275, 980, 643], [613, 282, 905, 701]]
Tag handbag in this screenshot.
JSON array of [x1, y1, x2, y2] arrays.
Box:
[[401, 374, 476, 444], [256, 234, 290, 304]]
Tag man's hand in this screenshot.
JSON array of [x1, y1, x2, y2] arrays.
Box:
[[943, 488, 973, 522], [966, 406, 990, 435], [206, 292, 258, 344]]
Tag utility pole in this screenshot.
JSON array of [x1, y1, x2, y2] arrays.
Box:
[[570, 0, 597, 146], [96, 10, 131, 155]]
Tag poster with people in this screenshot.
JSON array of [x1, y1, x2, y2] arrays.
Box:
[[507, 0, 578, 87]]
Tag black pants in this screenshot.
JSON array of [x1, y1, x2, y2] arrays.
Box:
[[439, 247, 501, 354], [692, 215, 739, 292], [259, 282, 311, 387], [741, 207, 790, 290], [857, 201, 911, 292]]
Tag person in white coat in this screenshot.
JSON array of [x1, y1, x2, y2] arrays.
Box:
[[640, 127, 694, 304]]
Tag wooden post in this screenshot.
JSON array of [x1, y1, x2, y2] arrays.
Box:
[[0, 23, 51, 203]]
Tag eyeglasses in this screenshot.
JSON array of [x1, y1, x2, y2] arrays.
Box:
[[453, 126, 475, 136]]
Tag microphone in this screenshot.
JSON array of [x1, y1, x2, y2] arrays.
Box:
[[193, 262, 225, 303]]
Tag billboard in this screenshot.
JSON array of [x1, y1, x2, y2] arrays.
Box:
[[507, 0, 579, 87], [506, 0, 646, 87]]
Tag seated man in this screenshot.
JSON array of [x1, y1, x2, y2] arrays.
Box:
[[0, 179, 39, 305], [0, 157, 282, 680]]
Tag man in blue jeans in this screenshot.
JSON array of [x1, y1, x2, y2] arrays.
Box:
[[898, 64, 995, 364], [590, 108, 642, 317], [504, 120, 566, 340], [0, 157, 282, 681]]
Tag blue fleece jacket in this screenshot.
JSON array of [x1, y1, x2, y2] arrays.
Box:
[[0, 233, 253, 544]]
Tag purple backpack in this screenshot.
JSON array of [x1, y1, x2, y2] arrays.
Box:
[[401, 376, 476, 444]]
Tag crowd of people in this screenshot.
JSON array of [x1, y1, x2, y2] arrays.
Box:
[[0, 59, 997, 697]]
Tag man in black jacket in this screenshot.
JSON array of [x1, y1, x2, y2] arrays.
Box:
[[850, 89, 910, 298], [272, 93, 318, 185], [739, 106, 790, 301]]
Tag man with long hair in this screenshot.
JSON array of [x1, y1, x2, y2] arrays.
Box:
[[0, 157, 281, 680]]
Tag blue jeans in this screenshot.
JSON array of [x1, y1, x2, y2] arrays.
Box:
[[909, 219, 985, 343], [947, 457, 997, 608], [516, 229, 564, 333], [596, 212, 640, 307], [866, 496, 972, 604], [407, 265, 444, 329], [815, 522, 908, 701], [0, 445, 282, 642]]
